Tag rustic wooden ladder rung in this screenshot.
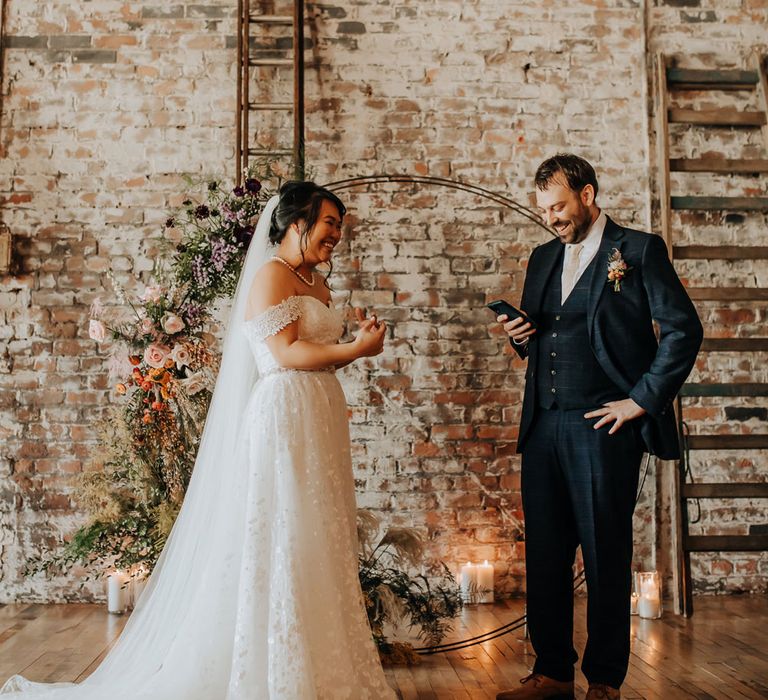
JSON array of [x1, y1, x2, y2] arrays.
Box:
[[670, 157, 768, 173], [666, 67, 759, 90], [673, 245, 768, 259], [236, 0, 306, 182], [656, 52, 768, 617], [670, 196, 768, 211], [687, 287, 768, 301], [668, 108, 766, 127], [700, 338, 768, 352]]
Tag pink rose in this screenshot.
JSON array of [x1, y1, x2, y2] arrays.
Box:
[[140, 285, 164, 303], [144, 343, 170, 369], [138, 318, 155, 336], [162, 314, 185, 335], [88, 319, 106, 342], [170, 344, 191, 370], [180, 371, 206, 396]]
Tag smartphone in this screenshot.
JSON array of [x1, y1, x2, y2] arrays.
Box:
[[486, 299, 537, 330]]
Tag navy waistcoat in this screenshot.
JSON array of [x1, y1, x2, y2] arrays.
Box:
[[536, 251, 625, 410]]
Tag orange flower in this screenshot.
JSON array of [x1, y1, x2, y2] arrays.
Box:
[[160, 386, 171, 400], [115, 383, 127, 395], [149, 367, 165, 380], [151, 400, 164, 411], [141, 381, 152, 392], [129, 355, 142, 366], [164, 358, 176, 369], [142, 413, 152, 424]]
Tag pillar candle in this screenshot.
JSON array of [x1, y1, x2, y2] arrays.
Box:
[[475, 560, 494, 604], [637, 571, 662, 619], [107, 570, 129, 614]]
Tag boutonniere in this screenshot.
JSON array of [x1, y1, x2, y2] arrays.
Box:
[[607, 248, 632, 292]]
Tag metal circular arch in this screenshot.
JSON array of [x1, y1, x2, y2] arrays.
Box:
[[322, 173, 554, 237]]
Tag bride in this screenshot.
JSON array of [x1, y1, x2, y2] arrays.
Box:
[[2, 181, 397, 699]]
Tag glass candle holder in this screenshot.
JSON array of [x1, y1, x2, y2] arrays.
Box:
[[637, 570, 662, 619]]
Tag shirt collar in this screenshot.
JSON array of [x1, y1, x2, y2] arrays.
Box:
[[566, 209, 606, 256]]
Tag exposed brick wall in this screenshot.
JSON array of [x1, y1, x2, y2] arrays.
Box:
[[0, 0, 238, 602], [1, 0, 765, 603]]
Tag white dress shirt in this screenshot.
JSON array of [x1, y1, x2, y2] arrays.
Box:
[[561, 209, 606, 301]]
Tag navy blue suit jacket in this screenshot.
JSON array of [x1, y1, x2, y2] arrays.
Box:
[[515, 216, 703, 460]]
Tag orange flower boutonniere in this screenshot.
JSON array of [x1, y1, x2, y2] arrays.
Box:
[[607, 248, 632, 292]]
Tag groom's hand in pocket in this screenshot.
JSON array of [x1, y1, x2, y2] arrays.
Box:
[[584, 399, 646, 434]]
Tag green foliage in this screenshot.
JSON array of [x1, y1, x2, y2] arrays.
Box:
[[357, 511, 463, 652]]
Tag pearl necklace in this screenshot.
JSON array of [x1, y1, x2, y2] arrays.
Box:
[[271, 255, 315, 287]]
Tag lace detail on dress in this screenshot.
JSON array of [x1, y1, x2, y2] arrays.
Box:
[[245, 296, 303, 342]]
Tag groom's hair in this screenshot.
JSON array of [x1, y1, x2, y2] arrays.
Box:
[[535, 153, 599, 198]]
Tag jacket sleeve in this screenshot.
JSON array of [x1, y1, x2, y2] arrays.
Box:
[[508, 246, 541, 361], [628, 233, 703, 417]]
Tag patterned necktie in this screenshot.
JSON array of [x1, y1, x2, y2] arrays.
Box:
[[561, 243, 584, 304]]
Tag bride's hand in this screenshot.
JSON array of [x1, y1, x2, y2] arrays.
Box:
[[353, 319, 386, 357], [354, 306, 380, 332]]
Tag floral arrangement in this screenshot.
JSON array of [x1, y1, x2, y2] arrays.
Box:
[[607, 248, 631, 292], [25, 167, 276, 583], [357, 511, 463, 664]]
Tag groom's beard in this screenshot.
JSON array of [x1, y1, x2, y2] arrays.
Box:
[[552, 206, 592, 244]]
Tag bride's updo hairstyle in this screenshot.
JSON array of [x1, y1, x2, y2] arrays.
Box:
[[269, 180, 346, 248]]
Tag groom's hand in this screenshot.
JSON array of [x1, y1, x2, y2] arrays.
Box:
[[584, 399, 646, 434], [498, 314, 536, 344]]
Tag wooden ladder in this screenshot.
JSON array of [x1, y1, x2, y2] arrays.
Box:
[[656, 53, 768, 616], [236, 0, 306, 184]]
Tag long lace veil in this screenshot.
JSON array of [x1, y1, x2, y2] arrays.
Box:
[[1, 195, 281, 699]]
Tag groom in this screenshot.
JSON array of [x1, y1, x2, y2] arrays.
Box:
[[495, 154, 702, 700]]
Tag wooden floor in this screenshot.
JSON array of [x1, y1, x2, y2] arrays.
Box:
[[1, 596, 767, 698]]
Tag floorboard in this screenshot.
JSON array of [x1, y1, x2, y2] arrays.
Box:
[[0, 596, 766, 698]]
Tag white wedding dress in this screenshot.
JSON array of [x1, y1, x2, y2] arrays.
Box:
[[2, 197, 396, 699]]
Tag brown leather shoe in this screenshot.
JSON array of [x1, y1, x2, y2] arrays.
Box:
[[496, 673, 575, 700], [586, 683, 620, 699]]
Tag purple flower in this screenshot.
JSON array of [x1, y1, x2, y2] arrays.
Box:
[[180, 301, 204, 327], [195, 205, 210, 220], [244, 178, 261, 194], [233, 186, 245, 197], [191, 256, 210, 288], [210, 238, 238, 273], [221, 203, 237, 222]]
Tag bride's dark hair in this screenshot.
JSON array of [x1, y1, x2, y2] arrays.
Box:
[[269, 181, 346, 246]]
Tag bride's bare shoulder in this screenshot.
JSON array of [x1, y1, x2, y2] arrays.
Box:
[[245, 260, 300, 319]]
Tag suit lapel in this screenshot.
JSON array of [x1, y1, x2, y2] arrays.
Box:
[[586, 216, 625, 335], [526, 241, 563, 316]]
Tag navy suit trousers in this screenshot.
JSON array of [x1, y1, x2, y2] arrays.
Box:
[[521, 407, 644, 688]]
